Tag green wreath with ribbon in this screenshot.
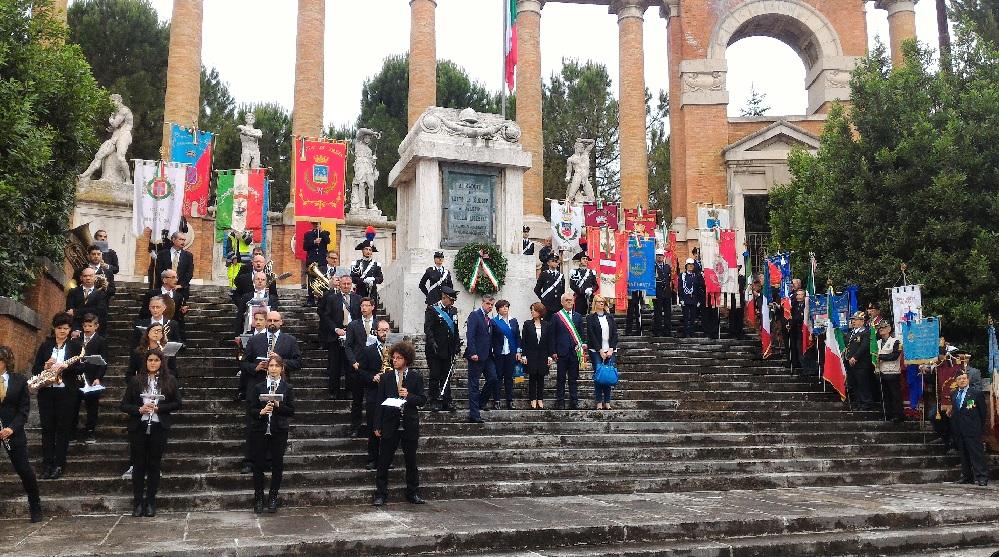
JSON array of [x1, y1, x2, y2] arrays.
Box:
[[454, 243, 508, 296]]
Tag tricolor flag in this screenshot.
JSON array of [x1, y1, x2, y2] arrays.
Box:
[[803, 253, 816, 354], [744, 249, 756, 326], [760, 261, 772, 359], [505, 0, 518, 91], [823, 291, 848, 400], [216, 169, 266, 242]]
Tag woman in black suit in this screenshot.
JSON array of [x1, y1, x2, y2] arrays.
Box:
[[519, 302, 551, 409], [31, 312, 83, 479], [247, 354, 296, 514], [121, 349, 181, 517], [129, 324, 176, 378], [585, 294, 619, 410]]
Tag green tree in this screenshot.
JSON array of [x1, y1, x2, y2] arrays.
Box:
[[769, 39, 999, 359], [951, 0, 999, 45], [647, 89, 670, 221], [740, 84, 771, 117], [1, 0, 107, 298], [542, 59, 620, 208], [68, 0, 169, 160]]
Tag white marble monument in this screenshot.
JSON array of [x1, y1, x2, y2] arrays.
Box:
[[384, 107, 534, 333]]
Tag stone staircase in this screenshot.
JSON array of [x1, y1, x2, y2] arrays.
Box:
[[4, 282, 999, 556]]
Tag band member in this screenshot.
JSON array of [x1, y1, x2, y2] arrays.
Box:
[[121, 349, 181, 517], [75, 243, 118, 299], [248, 354, 296, 513], [845, 311, 877, 411], [92, 229, 120, 298], [135, 296, 181, 347], [234, 254, 277, 301], [424, 286, 460, 412], [307, 250, 341, 306], [139, 270, 190, 341], [358, 319, 392, 469], [344, 298, 378, 437], [233, 310, 269, 394], [154, 232, 194, 290], [490, 299, 520, 410], [32, 312, 83, 479], [521, 303, 551, 409], [234, 272, 280, 336], [130, 323, 177, 379], [73, 313, 107, 444], [678, 259, 704, 338], [303, 221, 331, 267], [372, 341, 427, 506], [653, 249, 673, 336], [0, 345, 43, 522], [418, 251, 453, 306], [586, 294, 619, 410], [464, 295, 497, 424], [875, 322, 904, 423], [549, 292, 586, 410], [322, 276, 360, 399], [66, 267, 109, 333], [534, 253, 564, 319], [948, 371, 989, 485], [351, 240, 383, 300], [569, 252, 598, 316], [521, 226, 535, 256]]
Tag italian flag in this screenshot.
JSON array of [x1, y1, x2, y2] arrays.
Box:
[[803, 254, 816, 354], [760, 262, 772, 359], [505, 0, 518, 91], [823, 313, 848, 400]]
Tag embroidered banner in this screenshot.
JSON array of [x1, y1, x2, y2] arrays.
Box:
[[583, 202, 619, 229], [551, 200, 585, 251], [132, 160, 186, 238], [900, 317, 940, 365], [891, 285, 923, 343], [169, 124, 213, 217], [627, 237, 655, 296], [293, 137, 347, 221], [623, 209, 656, 237], [216, 168, 266, 242]]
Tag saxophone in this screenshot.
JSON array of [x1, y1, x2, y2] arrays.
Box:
[[28, 348, 86, 393]]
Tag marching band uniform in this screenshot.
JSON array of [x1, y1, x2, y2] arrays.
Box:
[[73, 331, 108, 441], [372, 362, 427, 506], [345, 314, 377, 436], [32, 336, 83, 479], [239, 328, 300, 472], [569, 253, 598, 316], [76, 249, 119, 299], [418, 251, 453, 306], [154, 245, 194, 289], [549, 306, 586, 410], [233, 262, 279, 301], [139, 284, 190, 341], [534, 256, 565, 319], [0, 367, 43, 522], [350, 240, 384, 300], [303, 224, 330, 267], [356, 340, 385, 469], [247, 376, 295, 513], [66, 283, 109, 333], [424, 287, 460, 412], [653, 253, 672, 336], [233, 289, 280, 336], [322, 286, 361, 399], [121, 369, 181, 517]]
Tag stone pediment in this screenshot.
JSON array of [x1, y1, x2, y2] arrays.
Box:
[[723, 120, 821, 162]]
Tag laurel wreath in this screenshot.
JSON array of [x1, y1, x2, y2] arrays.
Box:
[[454, 243, 508, 296]]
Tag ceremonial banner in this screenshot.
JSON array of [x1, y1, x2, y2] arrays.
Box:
[[698, 229, 722, 306], [132, 160, 186, 238], [293, 138, 347, 221], [760, 266, 772, 358], [937, 360, 961, 408], [551, 200, 584, 251], [697, 206, 730, 230], [216, 169, 266, 242], [667, 230, 679, 293], [583, 202, 619, 229], [169, 124, 213, 217], [627, 238, 655, 296], [716, 229, 740, 299], [891, 285, 922, 341], [809, 296, 829, 333], [614, 231, 629, 312], [260, 178, 270, 251], [623, 209, 656, 237], [900, 317, 940, 364]]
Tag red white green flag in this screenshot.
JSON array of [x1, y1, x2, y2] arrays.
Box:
[[823, 310, 848, 400], [505, 0, 518, 91]]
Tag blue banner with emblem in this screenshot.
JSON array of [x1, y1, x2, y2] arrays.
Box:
[[901, 317, 940, 364], [627, 239, 655, 295]]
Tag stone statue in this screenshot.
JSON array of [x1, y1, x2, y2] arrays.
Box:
[[79, 93, 133, 184], [439, 108, 507, 140], [564, 138, 596, 203], [350, 128, 382, 212], [237, 112, 262, 169]]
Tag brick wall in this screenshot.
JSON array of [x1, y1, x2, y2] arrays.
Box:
[[0, 260, 68, 372]]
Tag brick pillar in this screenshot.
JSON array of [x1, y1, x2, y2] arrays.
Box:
[[516, 0, 545, 226], [51, 0, 68, 23], [408, 0, 437, 128], [293, 0, 326, 138], [663, 1, 685, 233], [875, 0, 919, 67], [613, 0, 649, 210], [161, 0, 204, 155]]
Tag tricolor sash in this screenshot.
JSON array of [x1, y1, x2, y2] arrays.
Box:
[[557, 309, 584, 363]]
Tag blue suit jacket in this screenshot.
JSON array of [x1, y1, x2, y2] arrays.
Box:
[[491, 317, 519, 356], [464, 308, 494, 361], [549, 310, 585, 358]]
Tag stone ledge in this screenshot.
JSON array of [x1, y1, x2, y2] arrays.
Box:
[[0, 297, 42, 330]]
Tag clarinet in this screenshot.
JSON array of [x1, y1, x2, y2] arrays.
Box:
[[0, 417, 11, 453], [265, 381, 278, 436], [143, 377, 160, 435]]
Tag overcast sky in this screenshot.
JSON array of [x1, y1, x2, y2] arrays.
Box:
[[102, 0, 941, 126]]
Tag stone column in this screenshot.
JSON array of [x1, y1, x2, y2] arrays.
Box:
[[408, 0, 437, 128], [516, 0, 545, 231], [875, 0, 919, 67], [51, 0, 68, 23], [161, 0, 204, 155], [293, 0, 326, 138], [613, 0, 649, 210], [662, 0, 686, 236]]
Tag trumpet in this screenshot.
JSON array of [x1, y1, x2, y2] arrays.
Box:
[[306, 262, 332, 297]]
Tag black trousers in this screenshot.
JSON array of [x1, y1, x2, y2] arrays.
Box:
[[129, 424, 167, 504], [681, 303, 697, 337], [349, 367, 365, 430], [728, 306, 745, 339], [250, 430, 288, 497], [493, 353, 516, 404], [847, 364, 875, 409], [528, 373, 546, 401], [555, 356, 580, 407], [879, 373, 904, 420], [375, 433, 419, 500], [327, 341, 345, 397], [626, 292, 643, 334], [427, 356, 453, 408], [73, 391, 101, 434], [6, 440, 40, 510], [365, 400, 379, 465], [789, 324, 803, 369], [653, 294, 672, 335], [956, 434, 988, 483], [38, 387, 75, 469]]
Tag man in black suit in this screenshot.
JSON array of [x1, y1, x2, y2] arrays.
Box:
[[72, 314, 108, 444], [303, 221, 330, 267], [234, 254, 277, 301], [549, 292, 586, 410], [424, 286, 460, 412], [321, 276, 360, 399], [372, 341, 427, 506], [350, 240, 383, 300], [344, 298, 377, 436], [239, 311, 301, 473], [155, 232, 194, 289], [0, 345, 43, 522], [134, 296, 182, 345], [139, 270, 190, 341], [92, 229, 120, 298], [75, 244, 118, 299], [844, 311, 876, 411], [66, 267, 109, 334], [234, 272, 280, 336], [534, 254, 564, 320], [357, 319, 392, 470], [307, 250, 341, 306], [948, 371, 989, 485], [464, 296, 497, 424], [569, 252, 598, 316], [418, 251, 453, 306], [652, 249, 672, 336]]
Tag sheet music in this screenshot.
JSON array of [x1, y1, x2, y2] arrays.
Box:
[[84, 355, 107, 366], [162, 342, 183, 357], [380, 397, 406, 408], [79, 384, 106, 395]]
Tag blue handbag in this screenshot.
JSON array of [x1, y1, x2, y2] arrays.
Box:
[[593, 360, 618, 386], [513, 362, 526, 383]]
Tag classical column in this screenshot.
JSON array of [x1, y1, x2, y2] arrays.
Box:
[[161, 0, 204, 155], [293, 0, 326, 138], [613, 0, 649, 210], [875, 0, 919, 67], [408, 0, 437, 128], [662, 0, 686, 236], [516, 0, 545, 227]]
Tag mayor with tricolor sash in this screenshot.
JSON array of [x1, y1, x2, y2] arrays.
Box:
[[549, 292, 586, 410]]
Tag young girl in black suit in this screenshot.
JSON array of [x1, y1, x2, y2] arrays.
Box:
[[121, 349, 181, 517], [247, 354, 295, 514]]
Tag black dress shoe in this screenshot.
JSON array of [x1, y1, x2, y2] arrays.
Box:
[[253, 496, 265, 514], [39, 468, 51, 480], [480, 403, 491, 412], [466, 417, 485, 424], [132, 504, 143, 517], [373, 496, 386, 507], [568, 403, 579, 410], [555, 402, 565, 410], [954, 478, 974, 484], [143, 501, 156, 517], [407, 495, 427, 505], [266, 496, 278, 513], [50, 467, 62, 480], [978, 480, 989, 486], [365, 461, 377, 471], [504, 401, 513, 410], [29, 508, 43, 523], [240, 462, 253, 474]]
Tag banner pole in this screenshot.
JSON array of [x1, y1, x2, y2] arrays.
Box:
[[501, 0, 508, 120]]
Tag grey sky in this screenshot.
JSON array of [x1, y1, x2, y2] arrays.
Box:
[[126, 1, 940, 125]]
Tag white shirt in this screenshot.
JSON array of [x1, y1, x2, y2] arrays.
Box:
[[83, 287, 93, 297], [49, 344, 67, 388], [150, 318, 164, 326], [534, 323, 542, 342], [1, 372, 8, 394], [596, 313, 611, 351], [160, 287, 173, 298], [142, 376, 160, 423], [267, 378, 281, 391], [497, 317, 511, 355]]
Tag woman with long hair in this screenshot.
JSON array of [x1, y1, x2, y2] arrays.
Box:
[[31, 312, 83, 479], [586, 294, 619, 410], [120, 349, 181, 517], [129, 323, 176, 378], [247, 354, 295, 514], [519, 302, 551, 409]]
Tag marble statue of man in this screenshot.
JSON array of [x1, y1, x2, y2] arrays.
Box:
[[237, 112, 263, 169], [565, 138, 596, 203], [79, 93, 133, 183], [351, 128, 381, 211]]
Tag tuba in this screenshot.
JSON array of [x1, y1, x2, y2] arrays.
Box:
[[306, 262, 332, 297]]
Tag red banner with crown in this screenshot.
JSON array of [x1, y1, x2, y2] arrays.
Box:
[[293, 137, 347, 221]]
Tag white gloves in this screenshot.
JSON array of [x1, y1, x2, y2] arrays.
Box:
[[364, 277, 375, 286], [585, 288, 593, 295]]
